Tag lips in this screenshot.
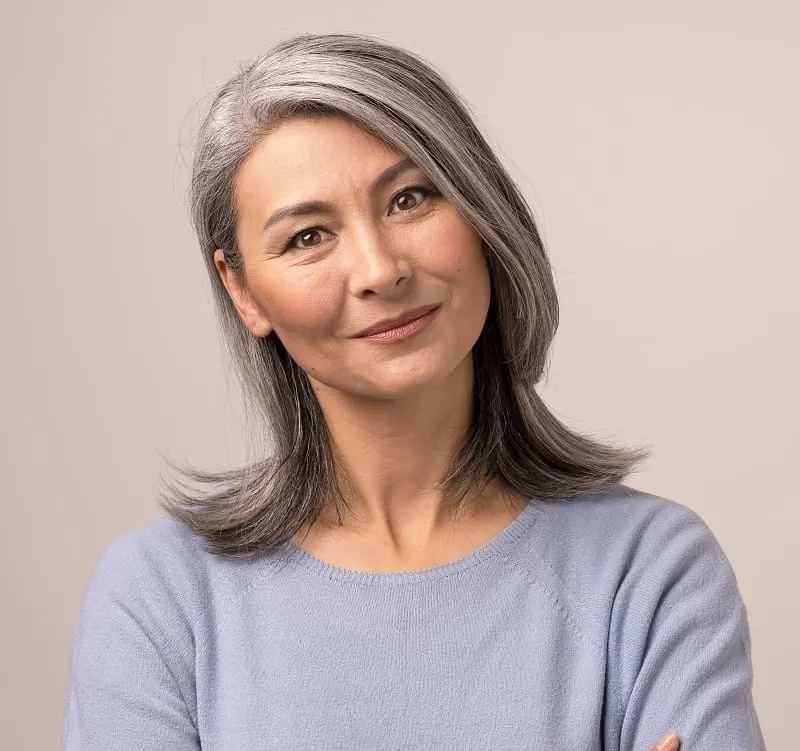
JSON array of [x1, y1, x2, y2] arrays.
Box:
[[354, 304, 440, 338]]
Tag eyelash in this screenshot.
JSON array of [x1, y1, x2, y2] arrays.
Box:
[[281, 185, 438, 253]]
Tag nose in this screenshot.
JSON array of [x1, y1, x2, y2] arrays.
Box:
[[346, 223, 413, 297]]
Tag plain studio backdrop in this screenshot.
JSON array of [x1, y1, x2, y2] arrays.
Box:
[[1, 1, 797, 748]]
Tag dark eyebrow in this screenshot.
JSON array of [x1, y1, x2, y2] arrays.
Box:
[[260, 157, 419, 237]]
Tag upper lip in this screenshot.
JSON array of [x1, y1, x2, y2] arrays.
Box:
[[353, 304, 440, 337]]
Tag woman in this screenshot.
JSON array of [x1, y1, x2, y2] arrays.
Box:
[[62, 32, 765, 750]]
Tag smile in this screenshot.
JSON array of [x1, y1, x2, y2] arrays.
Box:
[[355, 305, 440, 343]]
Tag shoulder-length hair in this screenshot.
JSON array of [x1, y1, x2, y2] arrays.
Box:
[[158, 31, 651, 558]]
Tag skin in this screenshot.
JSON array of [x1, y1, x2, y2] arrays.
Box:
[[215, 112, 527, 567], [213, 113, 681, 751], [652, 734, 680, 751]]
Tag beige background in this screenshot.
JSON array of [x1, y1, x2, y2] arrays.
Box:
[[1, 1, 797, 748]]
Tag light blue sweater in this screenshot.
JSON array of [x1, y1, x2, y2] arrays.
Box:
[[62, 483, 766, 749]]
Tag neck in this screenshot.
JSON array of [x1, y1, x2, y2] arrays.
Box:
[[308, 355, 486, 543]]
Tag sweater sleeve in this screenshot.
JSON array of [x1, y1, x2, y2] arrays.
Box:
[[62, 528, 201, 750], [604, 504, 766, 750]]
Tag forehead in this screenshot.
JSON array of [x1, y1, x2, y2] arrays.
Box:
[[236, 114, 406, 198]]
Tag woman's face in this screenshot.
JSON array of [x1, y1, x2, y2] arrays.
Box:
[[215, 114, 491, 400]]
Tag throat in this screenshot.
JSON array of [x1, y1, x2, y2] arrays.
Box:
[[289, 488, 527, 574]]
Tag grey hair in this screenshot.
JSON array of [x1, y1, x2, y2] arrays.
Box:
[[158, 31, 652, 558]]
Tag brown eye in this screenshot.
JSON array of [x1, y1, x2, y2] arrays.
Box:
[[296, 230, 322, 247], [283, 227, 331, 252], [390, 186, 434, 214]]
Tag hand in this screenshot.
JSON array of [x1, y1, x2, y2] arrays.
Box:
[[649, 731, 679, 750]]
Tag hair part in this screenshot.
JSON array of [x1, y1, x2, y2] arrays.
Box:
[[158, 31, 651, 558]]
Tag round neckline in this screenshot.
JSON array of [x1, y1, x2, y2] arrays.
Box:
[[280, 498, 539, 585]]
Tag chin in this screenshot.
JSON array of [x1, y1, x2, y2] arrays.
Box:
[[307, 338, 473, 401], [358, 355, 469, 400]]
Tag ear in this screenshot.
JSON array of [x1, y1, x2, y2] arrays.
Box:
[[213, 249, 273, 338]]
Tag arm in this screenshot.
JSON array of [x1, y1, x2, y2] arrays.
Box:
[[604, 504, 766, 750], [62, 530, 201, 750]]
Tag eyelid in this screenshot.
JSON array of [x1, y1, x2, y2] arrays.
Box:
[[282, 226, 332, 252], [281, 184, 438, 252], [388, 184, 437, 214]]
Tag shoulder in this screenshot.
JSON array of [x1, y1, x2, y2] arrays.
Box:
[[541, 489, 765, 749], [531, 481, 705, 541], [71, 514, 291, 700], [90, 516, 208, 588], [66, 517, 220, 746], [95, 515, 203, 568], [510, 483, 740, 636], [81, 514, 282, 634], [529, 481, 724, 568], [78, 517, 210, 634]]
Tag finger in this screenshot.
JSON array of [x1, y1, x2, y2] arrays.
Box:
[[649, 731, 679, 751]]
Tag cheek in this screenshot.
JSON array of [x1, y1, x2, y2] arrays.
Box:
[[432, 228, 491, 326], [253, 271, 338, 335], [437, 234, 490, 300], [421, 215, 486, 279]]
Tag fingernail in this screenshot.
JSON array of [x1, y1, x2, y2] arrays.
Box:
[[656, 731, 678, 750]]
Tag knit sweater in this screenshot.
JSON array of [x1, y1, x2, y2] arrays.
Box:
[[62, 483, 766, 749]]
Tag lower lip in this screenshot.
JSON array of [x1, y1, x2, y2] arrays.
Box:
[[357, 306, 440, 343]]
